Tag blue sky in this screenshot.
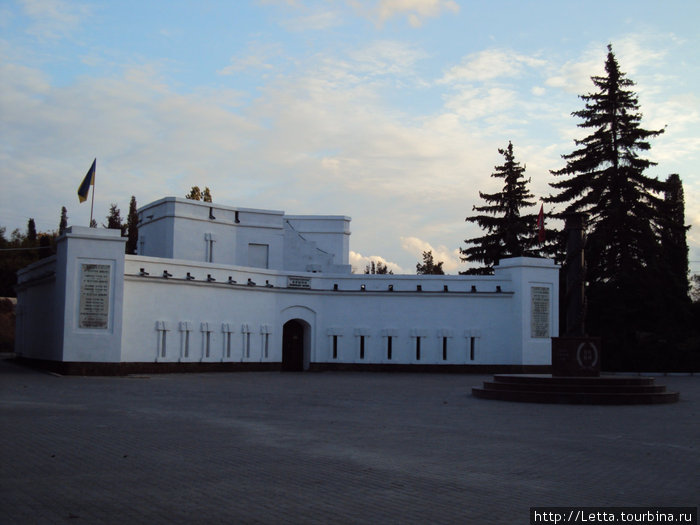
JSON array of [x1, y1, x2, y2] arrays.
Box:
[[2, 0, 699, 274]]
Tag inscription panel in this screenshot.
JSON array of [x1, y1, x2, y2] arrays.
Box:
[[288, 276, 311, 289], [79, 264, 111, 329], [530, 286, 550, 338]]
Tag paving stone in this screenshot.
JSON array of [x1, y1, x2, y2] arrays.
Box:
[[0, 359, 698, 524]]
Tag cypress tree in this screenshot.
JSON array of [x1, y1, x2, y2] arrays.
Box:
[[58, 207, 68, 236], [657, 174, 691, 326], [126, 196, 139, 255], [26, 218, 37, 246], [544, 45, 667, 368], [461, 141, 537, 274]]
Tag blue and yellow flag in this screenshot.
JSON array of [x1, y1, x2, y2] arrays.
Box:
[[78, 158, 96, 203]]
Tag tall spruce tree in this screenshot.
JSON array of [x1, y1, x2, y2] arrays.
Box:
[[126, 196, 139, 255], [461, 141, 537, 274], [544, 45, 667, 368]]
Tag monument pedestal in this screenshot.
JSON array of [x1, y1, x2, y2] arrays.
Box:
[[551, 336, 601, 377]]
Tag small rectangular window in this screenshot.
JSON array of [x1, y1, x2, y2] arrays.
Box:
[[264, 333, 269, 359], [226, 332, 232, 358], [442, 337, 448, 361], [332, 335, 338, 359], [246, 333, 251, 358], [387, 336, 393, 360], [205, 332, 211, 358], [416, 337, 421, 361], [360, 336, 365, 360], [161, 331, 167, 358], [184, 331, 189, 358], [470, 337, 475, 361]]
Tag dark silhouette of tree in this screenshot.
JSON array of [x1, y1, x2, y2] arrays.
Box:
[[58, 207, 68, 236], [105, 203, 126, 236], [26, 219, 37, 246], [461, 141, 537, 274], [416, 250, 445, 275], [544, 44, 668, 369], [660, 174, 690, 298], [126, 196, 139, 255], [364, 260, 393, 274], [655, 174, 692, 331], [0, 223, 57, 296]]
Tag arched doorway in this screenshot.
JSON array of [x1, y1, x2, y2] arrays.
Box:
[[282, 319, 307, 371]]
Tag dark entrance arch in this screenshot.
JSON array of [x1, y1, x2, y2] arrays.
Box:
[[282, 320, 306, 371]]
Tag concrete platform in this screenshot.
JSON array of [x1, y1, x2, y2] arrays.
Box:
[[472, 374, 680, 405], [1, 358, 697, 524]]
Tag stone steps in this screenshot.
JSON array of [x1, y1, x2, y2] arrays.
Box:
[[472, 374, 679, 405]]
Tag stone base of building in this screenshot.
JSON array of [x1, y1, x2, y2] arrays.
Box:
[[307, 363, 552, 374], [13, 357, 551, 376], [13, 357, 281, 376]]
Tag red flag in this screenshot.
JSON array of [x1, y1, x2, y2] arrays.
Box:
[[537, 204, 545, 243]]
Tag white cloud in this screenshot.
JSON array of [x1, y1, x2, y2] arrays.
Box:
[[2, 28, 699, 275], [349, 251, 406, 274], [20, 0, 90, 39], [281, 9, 343, 31], [354, 0, 459, 27], [218, 42, 283, 75], [440, 49, 546, 84], [400, 236, 462, 274]]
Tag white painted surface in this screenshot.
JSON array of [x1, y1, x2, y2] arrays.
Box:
[[16, 199, 559, 367]]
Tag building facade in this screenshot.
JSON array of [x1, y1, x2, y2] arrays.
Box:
[[15, 197, 559, 374]]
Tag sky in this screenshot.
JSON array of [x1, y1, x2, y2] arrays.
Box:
[[1, 0, 699, 275]]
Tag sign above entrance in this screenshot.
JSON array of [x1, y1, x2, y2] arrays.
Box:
[[287, 276, 311, 289]]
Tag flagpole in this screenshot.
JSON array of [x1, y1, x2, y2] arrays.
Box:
[[90, 158, 96, 226]]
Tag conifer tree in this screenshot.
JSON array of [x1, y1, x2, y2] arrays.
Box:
[[58, 207, 68, 236], [105, 203, 125, 235], [544, 45, 667, 367], [416, 250, 445, 275], [656, 174, 691, 326], [461, 141, 537, 273], [126, 196, 139, 255], [364, 260, 393, 274], [26, 218, 37, 246]]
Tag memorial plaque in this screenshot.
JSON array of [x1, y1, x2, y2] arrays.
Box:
[[551, 337, 601, 376], [79, 264, 111, 329], [288, 276, 311, 289], [530, 286, 550, 338]]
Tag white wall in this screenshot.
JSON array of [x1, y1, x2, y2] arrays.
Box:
[[15, 200, 559, 369]]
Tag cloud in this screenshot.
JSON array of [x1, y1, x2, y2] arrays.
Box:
[[2, 29, 698, 275], [348, 40, 429, 78], [218, 42, 283, 75], [349, 251, 406, 274], [400, 236, 462, 274], [281, 9, 343, 31], [20, 0, 91, 39], [354, 0, 459, 27], [440, 49, 546, 85]]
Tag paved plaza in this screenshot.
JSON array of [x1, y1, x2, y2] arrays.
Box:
[[1, 357, 698, 524]]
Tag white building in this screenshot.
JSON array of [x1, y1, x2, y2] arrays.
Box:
[[14, 197, 559, 374]]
